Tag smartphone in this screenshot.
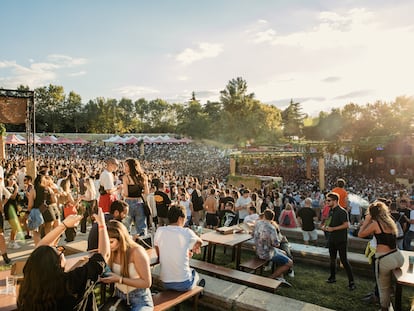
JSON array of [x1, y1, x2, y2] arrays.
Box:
[[101, 265, 112, 277]]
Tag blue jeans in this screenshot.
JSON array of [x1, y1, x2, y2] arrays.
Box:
[[163, 269, 199, 291], [115, 288, 153, 311], [126, 199, 147, 235]]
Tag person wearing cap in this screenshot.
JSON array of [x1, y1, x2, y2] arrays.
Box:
[[98, 157, 120, 213]]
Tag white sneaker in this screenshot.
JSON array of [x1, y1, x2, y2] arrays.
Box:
[[9, 241, 21, 249], [288, 270, 295, 278], [264, 262, 273, 272], [275, 277, 292, 287]]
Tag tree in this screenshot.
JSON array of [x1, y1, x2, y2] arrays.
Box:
[[63, 91, 83, 132], [220, 77, 254, 114], [176, 93, 208, 138], [35, 84, 66, 133], [281, 100, 305, 139]]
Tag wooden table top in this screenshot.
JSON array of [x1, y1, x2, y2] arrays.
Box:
[[201, 229, 252, 247], [393, 250, 414, 286]]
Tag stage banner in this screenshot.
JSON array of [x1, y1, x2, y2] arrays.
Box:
[[0, 97, 27, 124]]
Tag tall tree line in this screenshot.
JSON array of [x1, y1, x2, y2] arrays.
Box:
[[3, 80, 414, 148]]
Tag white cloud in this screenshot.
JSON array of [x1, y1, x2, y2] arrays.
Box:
[[0, 54, 88, 89], [250, 8, 377, 49], [47, 54, 87, 67], [245, 7, 414, 115], [114, 85, 159, 98], [177, 76, 189, 81], [68, 71, 87, 77], [176, 42, 223, 65]]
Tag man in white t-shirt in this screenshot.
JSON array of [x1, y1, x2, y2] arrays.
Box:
[[235, 189, 252, 223], [244, 206, 259, 226], [155, 205, 205, 291], [98, 158, 120, 213]]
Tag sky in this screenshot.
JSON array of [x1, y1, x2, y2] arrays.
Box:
[[1, 0, 413, 116]]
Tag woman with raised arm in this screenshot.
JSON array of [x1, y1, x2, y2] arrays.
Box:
[[18, 208, 110, 311], [358, 201, 404, 311]]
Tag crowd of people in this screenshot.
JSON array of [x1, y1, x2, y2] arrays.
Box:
[[0, 141, 413, 310]]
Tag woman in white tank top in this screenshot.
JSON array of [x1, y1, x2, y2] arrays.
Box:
[[101, 220, 153, 310]]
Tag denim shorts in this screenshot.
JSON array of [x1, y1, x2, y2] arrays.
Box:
[[271, 247, 290, 265], [163, 268, 199, 291], [115, 287, 153, 311], [28, 208, 44, 230]]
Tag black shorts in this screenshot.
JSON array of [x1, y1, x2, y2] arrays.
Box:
[[206, 213, 219, 227], [42, 203, 60, 222]]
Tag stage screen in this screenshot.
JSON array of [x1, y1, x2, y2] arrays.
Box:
[[0, 97, 27, 124]]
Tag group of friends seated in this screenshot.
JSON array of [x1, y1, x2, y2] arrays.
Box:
[[18, 202, 205, 311]]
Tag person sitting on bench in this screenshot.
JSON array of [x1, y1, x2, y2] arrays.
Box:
[[155, 205, 206, 291], [253, 209, 293, 287]]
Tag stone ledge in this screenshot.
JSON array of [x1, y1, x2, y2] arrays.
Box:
[[151, 266, 334, 311]]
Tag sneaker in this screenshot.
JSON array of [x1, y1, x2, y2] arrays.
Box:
[[361, 293, 378, 304], [326, 277, 336, 283], [361, 292, 374, 299], [275, 277, 292, 288], [287, 269, 295, 278], [8, 241, 21, 249], [24, 235, 32, 240], [197, 278, 206, 298], [264, 262, 273, 272], [348, 283, 356, 291]]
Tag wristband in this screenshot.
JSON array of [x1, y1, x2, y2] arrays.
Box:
[[98, 225, 105, 230], [119, 276, 123, 284], [62, 222, 68, 229]]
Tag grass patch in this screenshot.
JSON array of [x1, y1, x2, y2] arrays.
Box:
[[194, 246, 414, 311]]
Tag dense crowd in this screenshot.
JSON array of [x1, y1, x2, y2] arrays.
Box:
[[1, 141, 414, 311]]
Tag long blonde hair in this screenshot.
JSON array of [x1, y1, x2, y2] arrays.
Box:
[[107, 220, 140, 277], [368, 201, 397, 234]]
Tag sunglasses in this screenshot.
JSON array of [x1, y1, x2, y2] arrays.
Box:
[[325, 199, 332, 202]]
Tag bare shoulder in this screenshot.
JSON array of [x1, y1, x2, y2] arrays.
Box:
[[130, 245, 149, 260]]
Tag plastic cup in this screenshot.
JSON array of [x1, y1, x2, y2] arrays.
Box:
[[6, 276, 16, 295]]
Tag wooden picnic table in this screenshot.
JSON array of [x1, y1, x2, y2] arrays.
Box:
[[200, 226, 252, 269]]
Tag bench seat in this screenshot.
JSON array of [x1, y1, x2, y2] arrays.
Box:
[[239, 257, 270, 275], [153, 286, 203, 311], [189, 259, 281, 293]]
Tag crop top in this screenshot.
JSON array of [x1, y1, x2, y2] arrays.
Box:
[[374, 222, 396, 249]]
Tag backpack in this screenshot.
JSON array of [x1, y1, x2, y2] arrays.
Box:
[[282, 213, 291, 226], [395, 214, 404, 239]]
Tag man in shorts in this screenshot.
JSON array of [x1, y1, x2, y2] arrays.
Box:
[[297, 198, 318, 246], [253, 209, 293, 286]]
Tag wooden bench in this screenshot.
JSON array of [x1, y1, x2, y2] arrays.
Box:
[[189, 259, 281, 293], [153, 286, 203, 311], [239, 257, 272, 275]]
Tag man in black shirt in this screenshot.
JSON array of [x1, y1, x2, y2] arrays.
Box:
[[87, 200, 128, 251], [323, 192, 355, 290], [297, 198, 318, 246], [154, 182, 171, 226]]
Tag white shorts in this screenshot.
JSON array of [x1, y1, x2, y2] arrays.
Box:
[[302, 229, 318, 242]]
